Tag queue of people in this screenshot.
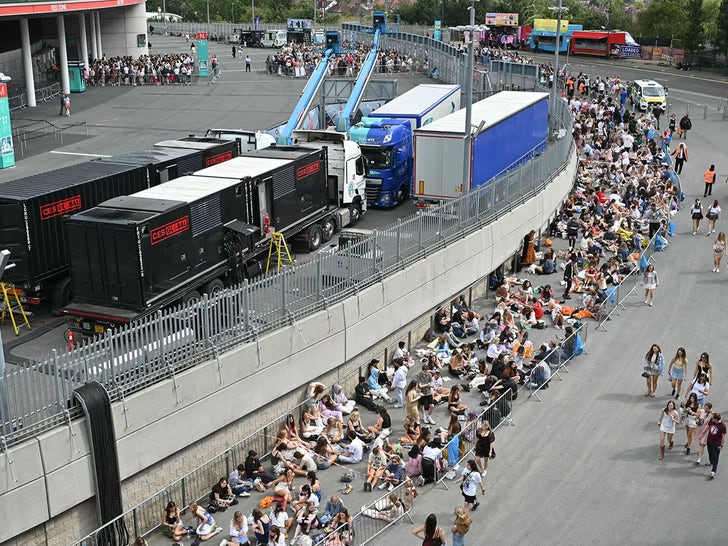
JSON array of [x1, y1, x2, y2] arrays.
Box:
[[85, 53, 196, 86]]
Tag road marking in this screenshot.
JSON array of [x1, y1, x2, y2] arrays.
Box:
[[50, 151, 112, 158]]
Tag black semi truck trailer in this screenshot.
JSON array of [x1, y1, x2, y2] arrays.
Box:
[[61, 146, 337, 334], [0, 137, 238, 309]]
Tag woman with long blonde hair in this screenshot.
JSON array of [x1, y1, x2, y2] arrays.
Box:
[[712, 231, 726, 273]]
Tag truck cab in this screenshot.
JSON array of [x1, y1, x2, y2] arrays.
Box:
[[291, 130, 367, 221], [630, 79, 666, 112], [349, 117, 413, 208]]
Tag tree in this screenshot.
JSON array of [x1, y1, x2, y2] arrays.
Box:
[[635, 0, 686, 39], [681, 0, 704, 52], [714, 0, 728, 56]]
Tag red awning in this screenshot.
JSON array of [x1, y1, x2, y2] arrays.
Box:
[[571, 31, 609, 39]]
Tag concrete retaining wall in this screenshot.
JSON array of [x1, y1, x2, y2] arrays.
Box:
[[0, 148, 577, 544]]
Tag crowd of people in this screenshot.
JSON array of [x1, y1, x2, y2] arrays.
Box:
[[83, 53, 197, 86], [263, 42, 417, 78]]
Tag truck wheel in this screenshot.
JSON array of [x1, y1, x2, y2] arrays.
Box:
[[349, 203, 361, 226], [396, 185, 409, 206], [203, 278, 225, 297], [307, 225, 323, 251], [180, 290, 201, 305], [321, 218, 336, 242], [51, 276, 73, 313]]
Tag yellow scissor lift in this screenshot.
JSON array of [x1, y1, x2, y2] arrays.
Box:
[[265, 232, 295, 273]]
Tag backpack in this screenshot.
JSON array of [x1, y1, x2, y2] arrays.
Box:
[[259, 496, 274, 509]]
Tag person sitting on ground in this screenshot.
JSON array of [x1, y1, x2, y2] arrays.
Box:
[[366, 359, 392, 402], [228, 464, 252, 498], [291, 450, 318, 477], [220, 511, 248, 546], [326, 507, 354, 545], [244, 450, 274, 485], [313, 436, 339, 470], [324, 416, 345, 445], [448, 348, 469, 379], [364, 445, 389, 491], [431, 370, 450, 404], [161, 501, 191, 542], [400, 416, 421, 446], [292, 501, 320, 540], [189, 502, 221, 541], [268, 468, 296, 507], [448, 384, 469, 416], [533, 250, 557, 275], [332, 384, 356, 414], [301, 410, 325, 440], [347, 410, 374, 443], [462, 311, 480, 337], [292, 483, 318, 513], [548, 299, 566, 329], [319, 394, 345, 422], [283, 414, 302, 445], [338, 430, 365, 464], [361, 492, 405, 521], [379, 454, 405, 490], [367, 406, 392, 438], [355, 375, 379, 412], [269, 502, 293, 536], [308, 381, 327, 403], [319, 495, 345, 526], [477, 322, 496, 349], [210, 477, 238, 511]]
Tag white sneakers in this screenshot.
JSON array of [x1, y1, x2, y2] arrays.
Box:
[[481, 470, 488, 477]]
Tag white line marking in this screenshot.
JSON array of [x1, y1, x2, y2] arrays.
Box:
[[50, 151, 112, 158]]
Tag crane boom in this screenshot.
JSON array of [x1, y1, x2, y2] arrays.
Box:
[[276, 48, 334, 145], [335, 28, 381, 133]]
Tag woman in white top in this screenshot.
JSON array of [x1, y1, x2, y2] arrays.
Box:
[[690, 200, 703, 236], [706, 199, 721, 235], [220, 511, 248, 545], [690, 374, 710, 406], [658, 400, 681, 460]]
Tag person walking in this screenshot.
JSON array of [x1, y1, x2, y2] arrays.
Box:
[[692, 352, 713, 385], [703, 164, 717, 197], [712, 232, 726, 272], [706, 200, 721, 235], [245, 55, 252, 72], [232, 45, 237, 58], [450, 507, 472, 546], [642, 264, 658, 307], [658, 400, 681, 460], [474, 421, 495, 476], [706, 412, 726, 479], [671, 142, 688, 174], [644, 343, 665, 398], [562, 253, 576, 301], [668, 113, 676, 135], [457, 460, 485, 512], [667, 347, 688, 399], [695, 403, 714, 465], [690, 199, 704, 235], [63, 94, 71, 116], [679, 113, 692, 139], [413, 513, 447, 546], [58, 93, 66, 115], [682, 392, 700, 455]]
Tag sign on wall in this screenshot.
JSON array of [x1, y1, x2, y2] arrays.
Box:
[[485, 13, 519, 27], [196, 31, 209, 77], [0, 83, 15, 169]]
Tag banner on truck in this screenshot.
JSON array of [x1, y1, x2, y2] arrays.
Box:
[[485, 13, 519, 27], [0, 83, 15, 169], [533, 18, 569, 33]]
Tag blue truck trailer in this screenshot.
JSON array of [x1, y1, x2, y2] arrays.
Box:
[[413, 91, 548, 204], [348, 84, 460, 208]]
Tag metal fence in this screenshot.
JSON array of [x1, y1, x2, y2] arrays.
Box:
[[8, 82, 61, 111], [11, 118, 89, 157], [0, 95, 575, 448]]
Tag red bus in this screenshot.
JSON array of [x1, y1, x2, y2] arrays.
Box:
[[569, 30, 627, 57]]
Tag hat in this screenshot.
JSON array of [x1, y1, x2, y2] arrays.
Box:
[[248, 450, 257, 457]]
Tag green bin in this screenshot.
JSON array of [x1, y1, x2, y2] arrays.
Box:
[[68, 61, 86, 93]]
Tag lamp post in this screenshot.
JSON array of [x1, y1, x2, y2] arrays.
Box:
[[461, 0, 479, 194], [548, 1, 568, 111]]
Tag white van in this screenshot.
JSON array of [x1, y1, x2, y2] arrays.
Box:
[[261, 30, 287, 48], [630, 80, 667, 112]]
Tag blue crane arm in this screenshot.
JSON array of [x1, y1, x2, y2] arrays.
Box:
[[276, 48, 333, 145], [335, 29, 381, 133]]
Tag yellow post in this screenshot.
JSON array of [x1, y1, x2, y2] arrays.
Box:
[[265, 232, 295, 273]]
